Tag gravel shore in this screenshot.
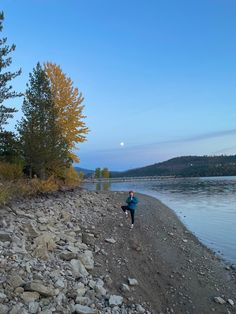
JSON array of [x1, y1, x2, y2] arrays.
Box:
[[0, 189, 236, 314]]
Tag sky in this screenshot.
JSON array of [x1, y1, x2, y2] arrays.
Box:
[[2, 0, 236, 171]]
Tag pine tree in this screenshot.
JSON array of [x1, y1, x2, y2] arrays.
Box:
[[44, 63, 89, 162], [18, 63, 68, 179], [0, 11, 22, 130], [95, 167, 101, 179]]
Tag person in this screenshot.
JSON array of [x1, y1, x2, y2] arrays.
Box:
[[121, 191, 139, 229]]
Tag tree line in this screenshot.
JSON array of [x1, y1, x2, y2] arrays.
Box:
[[0, 11, 88, 182]]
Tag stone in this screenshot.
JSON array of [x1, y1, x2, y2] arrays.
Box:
[[128, 278, 138, 286], [8, 274, 24, 288], [109, 295, 123, 306], [135, 304, 145, 313], [24, 222, 39, 238], [105, 238, 116, 244], [75, 296, 91, 305], [55, 278, 65, 289], [21, 291, 40, 303], [28, 301, 40, 314], [59, 251, 77, 261], [33, 232, 56, 260], [71, 259, 89, 277], [0, 231, 12, 242], [9, 303, 25, 314], [82, 233, 95, 246], [228, 299, 234, 306], [95, 284, 106, 296], [15, 287, 24, 294], [74, 304, 97, 314], [121, 283, 130, 293], [0, 304, 9, 314], [26, 280, 56, 297], [214, 296, 226, 304], [0, 292, 7, 300], [78, 250, 94, 270]]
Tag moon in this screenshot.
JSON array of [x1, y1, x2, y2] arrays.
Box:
[[120, 142, 124, 147]]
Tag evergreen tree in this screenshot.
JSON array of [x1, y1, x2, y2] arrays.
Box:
[[18, 63, 68, 179], [95, 167, 101, 179], [0, 11, 22, 130]]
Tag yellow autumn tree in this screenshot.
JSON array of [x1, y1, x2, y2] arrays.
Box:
[[44, 62, 89, 162]]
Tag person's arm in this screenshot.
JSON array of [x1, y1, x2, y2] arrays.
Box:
[[132, 197, 138, 204], [126, 197, 131, 204]]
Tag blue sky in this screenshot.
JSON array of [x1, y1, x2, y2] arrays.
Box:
[[2, 0, 236, 170]]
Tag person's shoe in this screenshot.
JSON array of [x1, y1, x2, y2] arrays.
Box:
[[130, 224, 134, 229], [125, 211, 128, 218]]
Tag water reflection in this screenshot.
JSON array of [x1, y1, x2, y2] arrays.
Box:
[[83, 176, 236, 264], [95, 182, 111, 191]]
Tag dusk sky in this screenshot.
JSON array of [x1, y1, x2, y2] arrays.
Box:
[[2, 0, 236, 171]]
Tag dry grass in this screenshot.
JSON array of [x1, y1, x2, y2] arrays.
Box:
[[0, 166, 82, 205]]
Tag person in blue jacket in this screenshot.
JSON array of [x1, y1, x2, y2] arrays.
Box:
[[121, 190, 139, 229]]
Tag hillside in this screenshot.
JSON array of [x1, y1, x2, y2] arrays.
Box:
[[111, 155, 236, 177]]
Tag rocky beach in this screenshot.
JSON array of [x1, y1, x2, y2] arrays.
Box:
[[0, 188, 236, 314]]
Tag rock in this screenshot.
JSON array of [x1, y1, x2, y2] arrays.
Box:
[[28, 301, 40, 314], [121, 283, 130, 293], [182, 239, 188, 243], [71, 259, 89, 277], [33, 232, 56, 260], [23, 222, 39, 238], [214, 296, 226, 304], [105, 238, 116, 244], [0, 292, 7, 301], [128, 278, 138, 286], [74, 304, 97, 314], [26, 280, 56, 297], [78, 250, 94, 270], [8, 274, 24, 288], [109, 295, 123, 306], [21, 291, 40, 303], [228, 299, 234, 306], [0, 304, 9, 314], [75, 296, 91, 305], [0, 231, 12, 242], [82, 233, 95, 246], [135, 304, 145, 313], [55, 278, 65, 289], [59, 251, 77, 261]]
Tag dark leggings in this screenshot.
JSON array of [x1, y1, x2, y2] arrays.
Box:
[[121, 206, 135, 224]]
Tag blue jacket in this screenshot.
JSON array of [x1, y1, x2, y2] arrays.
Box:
[[126, 196, 139, 210]]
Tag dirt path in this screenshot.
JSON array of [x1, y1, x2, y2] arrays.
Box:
[[91, 191, 236, 314]]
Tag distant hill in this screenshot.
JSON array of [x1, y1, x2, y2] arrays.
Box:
[[111, 155, 236, 178], [75, 167, 94, 176]]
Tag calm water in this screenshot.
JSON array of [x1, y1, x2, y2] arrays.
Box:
[[83, 176, 236, 265]]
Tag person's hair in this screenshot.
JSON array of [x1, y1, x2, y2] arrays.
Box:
[[129, 190, 134, 194]]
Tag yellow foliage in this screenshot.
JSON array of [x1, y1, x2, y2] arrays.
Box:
[[32, 176, 59, 193], [64, 166, 80, 187], [0, 161, 23, 180], [44, 63, 89, 162]]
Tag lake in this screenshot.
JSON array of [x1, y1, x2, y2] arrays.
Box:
[[83, 176, 236, 265]]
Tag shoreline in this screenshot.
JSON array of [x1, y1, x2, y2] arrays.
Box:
[[0, 188, 235, 313]]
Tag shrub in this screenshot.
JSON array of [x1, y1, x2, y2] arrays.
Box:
[[0, 161, 23, 180]]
